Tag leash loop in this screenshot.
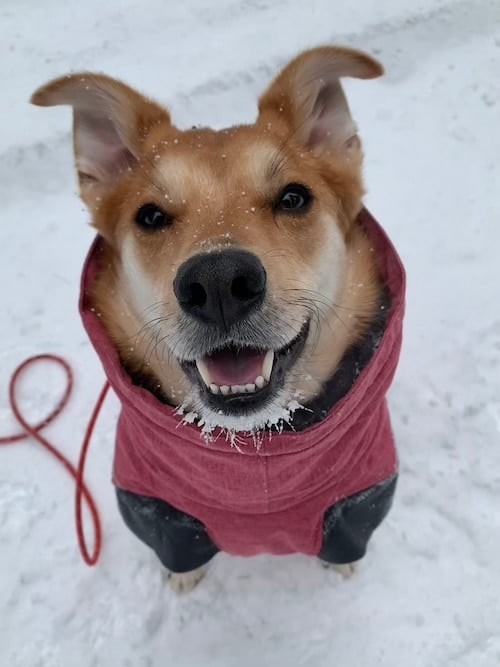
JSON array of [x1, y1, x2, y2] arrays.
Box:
[[1, 354, 106, 566]]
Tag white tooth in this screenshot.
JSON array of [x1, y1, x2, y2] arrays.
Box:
[[255, 375, 266, 389], [220, 385, 230, 395], [245, 383, 256, 393], [231, 385, 244, 394], [209, 383, 220, 394], [195, 359, 211, 387], [262, 351, 274, 382]]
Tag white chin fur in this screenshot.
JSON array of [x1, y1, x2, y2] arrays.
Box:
[[176, 386, 304, 438]]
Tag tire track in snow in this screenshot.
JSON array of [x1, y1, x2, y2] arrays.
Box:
[[0, 133, 75, 206], [1, 0, 498, 201], [180, 0, 500, 98]]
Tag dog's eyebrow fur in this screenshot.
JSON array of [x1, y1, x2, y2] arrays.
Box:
[[266, 141, 296, 181], [137, 160, 169, 198]]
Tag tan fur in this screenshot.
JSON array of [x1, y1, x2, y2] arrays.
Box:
[[31, 46, 384, 420]]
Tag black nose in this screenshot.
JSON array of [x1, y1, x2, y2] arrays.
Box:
[[174, 249, 267, 330]]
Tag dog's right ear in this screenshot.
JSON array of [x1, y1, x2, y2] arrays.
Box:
[[31, 73, 170, 202]]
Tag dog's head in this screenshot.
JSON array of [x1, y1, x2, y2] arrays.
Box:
[[32, 47, 383, 433]]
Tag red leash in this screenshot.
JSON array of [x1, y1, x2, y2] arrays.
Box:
[[0, 354, 108, 566]]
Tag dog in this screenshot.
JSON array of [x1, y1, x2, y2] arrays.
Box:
[[32, 46, 405, 593]]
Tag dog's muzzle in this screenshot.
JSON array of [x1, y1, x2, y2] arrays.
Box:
[[173, 249, 308, 414]]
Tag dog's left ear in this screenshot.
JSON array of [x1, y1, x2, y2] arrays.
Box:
[[258, 46, 383, 157]]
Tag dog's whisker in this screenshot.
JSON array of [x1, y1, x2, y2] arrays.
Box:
[[282, 290, 349, 329]]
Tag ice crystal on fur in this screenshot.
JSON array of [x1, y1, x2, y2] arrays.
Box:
[[174, 390, 306, 448]]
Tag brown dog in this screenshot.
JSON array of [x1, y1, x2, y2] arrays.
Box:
[[32, 47, 404, 593]]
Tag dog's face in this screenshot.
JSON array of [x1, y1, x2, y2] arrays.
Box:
[[32, 47, 383, 433]]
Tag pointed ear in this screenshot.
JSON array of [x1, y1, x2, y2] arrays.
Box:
[[31, 73, 170, 199], [258, 46, 383, 157]]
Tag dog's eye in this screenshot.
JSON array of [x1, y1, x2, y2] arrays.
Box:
[[135, 204, 171, 230], [276, 184, 312, 213]]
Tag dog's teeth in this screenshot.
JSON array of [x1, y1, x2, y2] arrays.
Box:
[[195, 359, 211, 387], [255, 375, 266, 389], [209, 383, 219, 395], [231, 385, 245, 394], [220, 385, 230, 396], [262, 350, 274, 382], [245, 383, 256, 393]]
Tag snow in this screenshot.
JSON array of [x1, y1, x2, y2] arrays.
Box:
[[1, 0, 500, 665]]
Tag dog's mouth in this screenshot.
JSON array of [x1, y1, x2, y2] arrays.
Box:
[[180, 321, 310, 415]]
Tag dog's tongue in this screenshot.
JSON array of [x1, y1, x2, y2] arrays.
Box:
[[204, 348, 265, 386]]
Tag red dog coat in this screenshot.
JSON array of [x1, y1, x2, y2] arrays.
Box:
[[80, 208, 405, 557]]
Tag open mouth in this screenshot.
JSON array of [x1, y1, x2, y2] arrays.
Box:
[[181, 321, 310, 414]]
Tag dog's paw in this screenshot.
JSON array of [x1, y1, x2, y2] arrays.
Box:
[[165, 565, 207, 595], [332, 562, 358, 579], [320, 560, 358, 579]]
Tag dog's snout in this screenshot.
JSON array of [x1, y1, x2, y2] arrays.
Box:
[[174, 249, 266, 330]]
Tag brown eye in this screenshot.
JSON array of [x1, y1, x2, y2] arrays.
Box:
[[276, 184, 312, 213], [135, 204, 171, 230]]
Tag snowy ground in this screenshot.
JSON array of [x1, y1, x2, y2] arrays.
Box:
[[1, 0, 500, 665]]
